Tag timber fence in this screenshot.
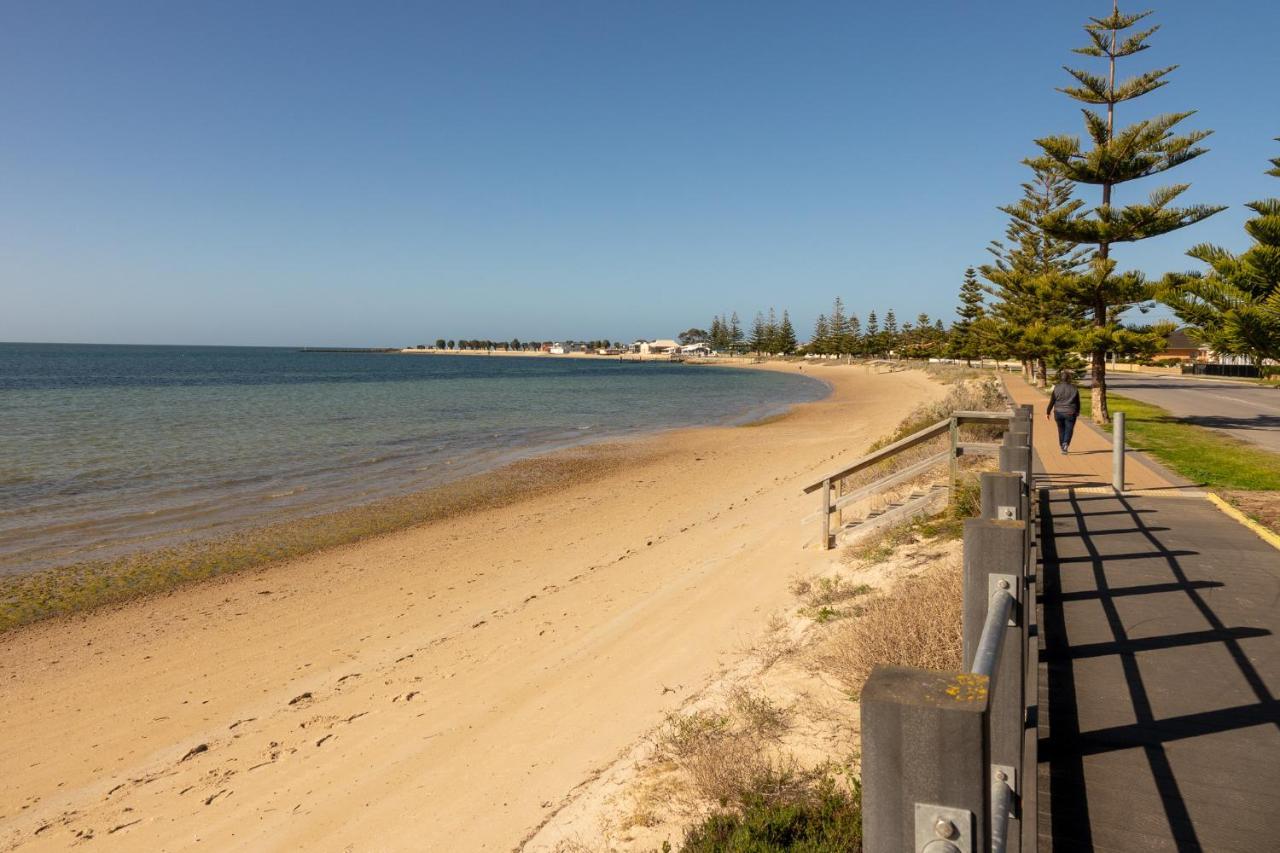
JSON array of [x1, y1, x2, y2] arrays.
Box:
[[859, 404, 1037, 852], [802, 411, 1015, 551]]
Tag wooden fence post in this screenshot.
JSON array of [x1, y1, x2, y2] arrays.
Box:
[[999, 438, 1031, 487], [962, 518, 1027, 851], [820, 478, 831, 551], [980, 472, 1025, 522], [862, 667, 990, 851], [949, 415, 960, 497]]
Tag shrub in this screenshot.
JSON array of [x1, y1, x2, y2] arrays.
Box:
[[679, 778, 862, 852], [817, 559, 963, 698], [789, 576, 873, 619], [654, 702, 801, 808]]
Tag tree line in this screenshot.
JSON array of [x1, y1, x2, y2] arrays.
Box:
[[949, 2, 1279, 423], [681, 303, 955, 358], [807, 298, 950, 359]]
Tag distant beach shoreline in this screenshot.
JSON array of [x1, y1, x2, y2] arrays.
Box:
[[0, 359, 825, 630], [1, 345, 823, 581]]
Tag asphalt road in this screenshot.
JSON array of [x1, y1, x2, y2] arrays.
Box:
[[1100, 373, 1280, 454]]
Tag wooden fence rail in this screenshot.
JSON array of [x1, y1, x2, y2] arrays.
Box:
[[802, 410, 1016, 550]]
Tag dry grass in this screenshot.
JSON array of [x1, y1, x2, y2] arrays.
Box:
[[866, 377, 1006, 453], [816, 558, 964, 698], [1222, 490, 1280, 535], [745, 614, 800, 670], [727, 687, 790, 741], [789, 576, 873, 608], [789, 575, 874, 622], [652, 691, 807, 809], [843, 521, 920, 565], [923, 363, 1004, 385]]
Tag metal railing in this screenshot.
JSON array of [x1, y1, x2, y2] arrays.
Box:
[[859, 405, 1037, 852], [801, 411, 1015, 550]]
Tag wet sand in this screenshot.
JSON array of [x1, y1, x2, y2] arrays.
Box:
[[0, 363, 944, 851]]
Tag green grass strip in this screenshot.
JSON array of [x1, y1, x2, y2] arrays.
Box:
[[1081, 393, 1280, 491]]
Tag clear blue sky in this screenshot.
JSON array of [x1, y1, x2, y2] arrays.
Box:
[[3, 1, 1277, 346]]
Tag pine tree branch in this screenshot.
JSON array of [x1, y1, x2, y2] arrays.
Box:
[[1086, 9, 1155, 33], [1115, 25, 1160, 56], [1111, 65, 1177, 102], [1059, 66, 1112, 103]]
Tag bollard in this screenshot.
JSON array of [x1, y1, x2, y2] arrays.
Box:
[[1112, 411, 1126, 494]]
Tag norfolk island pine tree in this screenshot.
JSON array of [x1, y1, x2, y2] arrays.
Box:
[[1160, 140, 1280, 375], [981, 159, 1091, 386], [1033, 2, 1223, 424], [778, 310, 798, 354], [949, 269, 986, 365], [810, 314, 830, 354]]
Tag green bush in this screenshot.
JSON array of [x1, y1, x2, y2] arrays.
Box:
[[679, 780, 862, 852]]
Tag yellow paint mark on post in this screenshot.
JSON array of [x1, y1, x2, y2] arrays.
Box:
[[945, 672, 989, 703], [1205, 493, 1280, 552]]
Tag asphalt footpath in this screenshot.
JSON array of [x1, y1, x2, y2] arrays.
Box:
[[1003, 375, 1280, 850]]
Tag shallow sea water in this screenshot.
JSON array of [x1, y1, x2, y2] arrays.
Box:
[[0, 344, 826, 573]]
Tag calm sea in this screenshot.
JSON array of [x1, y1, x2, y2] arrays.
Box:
[[0, 344, 826, 574]]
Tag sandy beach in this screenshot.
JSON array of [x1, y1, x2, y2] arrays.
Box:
[[0, 364, 944, 851]]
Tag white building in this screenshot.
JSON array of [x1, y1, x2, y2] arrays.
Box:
[[638, 339, 680, 355]]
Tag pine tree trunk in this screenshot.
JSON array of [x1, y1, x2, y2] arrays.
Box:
[[1023, 360, 1032, 383], [1092, 7, 1116, 427], [1037, 357, 1048, 387], [1091, 348, 1108, 425]]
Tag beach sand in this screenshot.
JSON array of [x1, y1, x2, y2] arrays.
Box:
[[0, 364, 944, 851]]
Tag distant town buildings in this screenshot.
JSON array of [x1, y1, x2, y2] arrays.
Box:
[[634, 339, 679, 355]]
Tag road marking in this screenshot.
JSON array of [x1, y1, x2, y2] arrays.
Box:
[[1199, 392, 1280, 413], [1111, 379, 1280, 414]]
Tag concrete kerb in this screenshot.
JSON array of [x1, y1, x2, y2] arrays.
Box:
[[1204, 493, 1280, 552]]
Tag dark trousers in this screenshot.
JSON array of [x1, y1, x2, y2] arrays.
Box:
[[1054, 412, 1078, 448]]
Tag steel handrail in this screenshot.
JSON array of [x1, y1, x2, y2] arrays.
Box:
[[971, 587, 1015, 678], [990, 769, 1014, 853]]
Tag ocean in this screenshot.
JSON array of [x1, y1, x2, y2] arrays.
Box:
[[0, 344, 827, 574]]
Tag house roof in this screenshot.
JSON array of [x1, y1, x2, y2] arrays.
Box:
[[1165, 328, 1204, 350]]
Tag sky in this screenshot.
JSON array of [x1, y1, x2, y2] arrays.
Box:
[[3, 1, 1278, 347]]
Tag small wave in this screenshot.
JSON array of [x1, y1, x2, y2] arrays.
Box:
[[265, 487, 306, 499]]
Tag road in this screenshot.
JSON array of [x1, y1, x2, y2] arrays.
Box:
[[1101, 373, 1280, 454]]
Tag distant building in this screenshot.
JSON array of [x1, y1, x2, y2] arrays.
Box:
[[639, 339, 680, 355], [679, 343, 712, 356], [1158, 328, 1209, 362]]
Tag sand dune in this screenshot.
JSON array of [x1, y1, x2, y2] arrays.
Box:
[[0, 364, 943, 851]]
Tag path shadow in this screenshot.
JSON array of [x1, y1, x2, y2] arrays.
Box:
[[1038, 488, 1280, 851], [1179, 413, 1280, 433]]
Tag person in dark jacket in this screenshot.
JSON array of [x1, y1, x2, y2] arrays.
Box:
[[1046, 370, 1081, 454]]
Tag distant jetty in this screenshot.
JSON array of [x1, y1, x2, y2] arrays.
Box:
[[298, 347, 400, 353]]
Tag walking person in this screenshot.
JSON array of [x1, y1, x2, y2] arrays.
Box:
[[1046, 369, 1081, 454]]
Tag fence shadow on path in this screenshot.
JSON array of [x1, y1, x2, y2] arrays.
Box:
[[1038, 487, 1280, 851]]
